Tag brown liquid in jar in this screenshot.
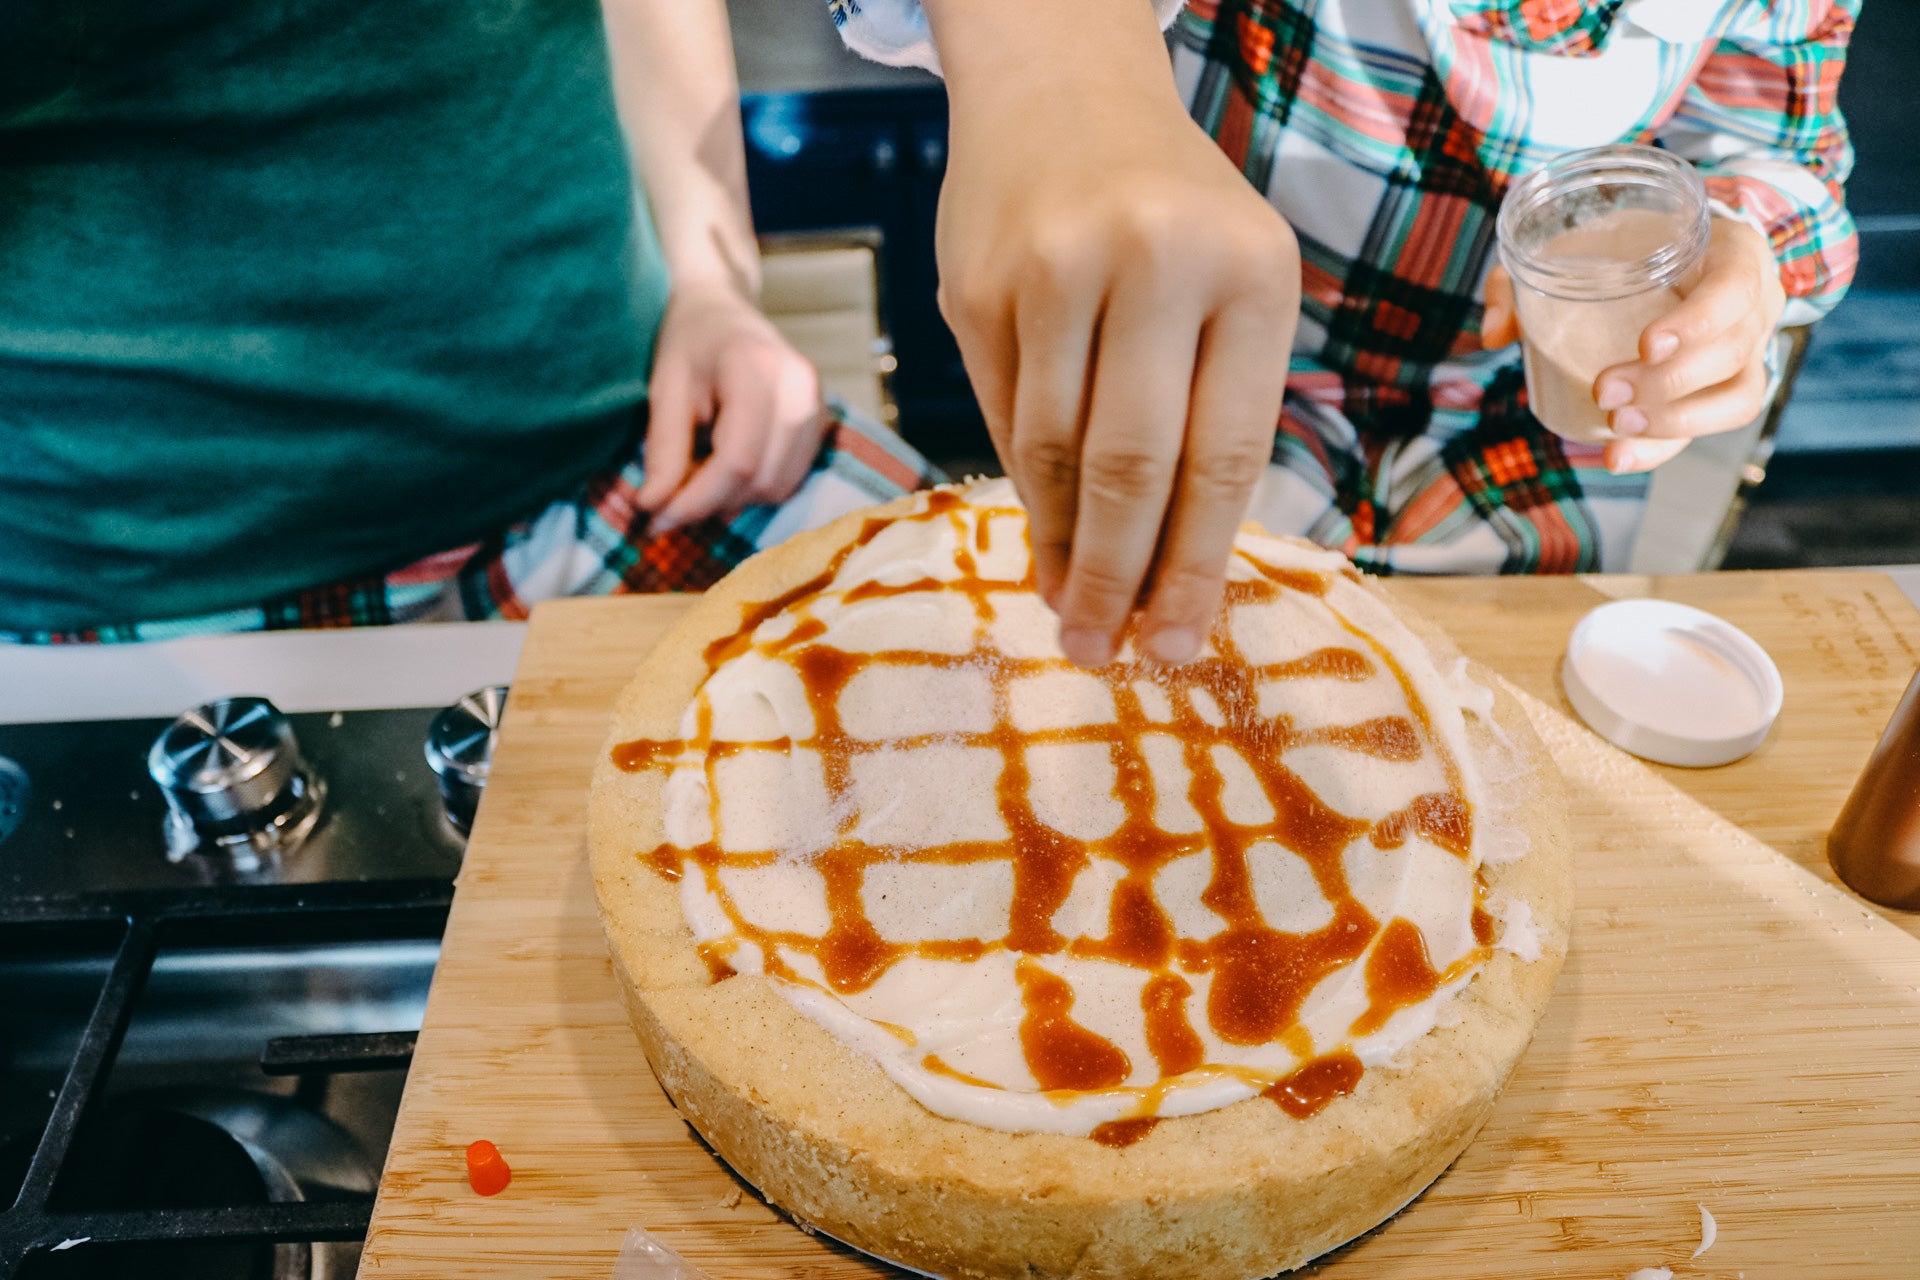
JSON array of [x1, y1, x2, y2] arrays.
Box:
[[1828, 669, 1920, 910], [613, 495, 1491, 1127]]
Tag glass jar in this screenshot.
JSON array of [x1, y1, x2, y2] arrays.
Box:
[[1495, 144, 1710, 444]]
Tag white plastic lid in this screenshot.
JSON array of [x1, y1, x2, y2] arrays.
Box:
[[1560, 599, 1783, 768]]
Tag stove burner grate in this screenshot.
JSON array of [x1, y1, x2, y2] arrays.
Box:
[[0, 880, 452, 1278]]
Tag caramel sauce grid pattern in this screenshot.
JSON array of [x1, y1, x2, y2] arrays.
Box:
[[614, 492, 1495, 1146]]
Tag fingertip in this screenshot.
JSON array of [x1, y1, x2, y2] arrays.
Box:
[[1595, 378, 1634, 413], [1058, 626, 1117, 668], [636, 453, 680, 503], [1143, 626, 1201, 665], [650, 486, 708, 537], [1135, 561, 1230, 672], [1604, 439, 1662, 475], [1481, 305, 1511, 346], [1482, 268, 1518, 344], [1032, 553, 1068, 611], [637, 461, 689, 514]]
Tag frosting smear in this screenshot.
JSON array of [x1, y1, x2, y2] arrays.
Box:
[[613, 480, 1507, 1137]]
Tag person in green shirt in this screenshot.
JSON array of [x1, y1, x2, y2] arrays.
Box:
[[0, 0, 931, 640]]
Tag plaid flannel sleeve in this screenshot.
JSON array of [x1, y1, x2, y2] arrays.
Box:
[[1449, 0, 1627, 57], [1656, 0, 1860, 323], [827, 0, 1188, 74]]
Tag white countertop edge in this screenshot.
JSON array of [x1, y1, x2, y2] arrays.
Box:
[[0, 621, 528, 725]]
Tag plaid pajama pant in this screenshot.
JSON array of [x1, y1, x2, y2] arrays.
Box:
[[1, 404, 939, 644]]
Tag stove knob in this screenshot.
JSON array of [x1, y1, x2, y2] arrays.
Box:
[[148, 696, 325, 867], [426, 685, 508, 834]]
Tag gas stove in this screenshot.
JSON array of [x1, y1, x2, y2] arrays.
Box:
[[0, 623, 524, 1279]]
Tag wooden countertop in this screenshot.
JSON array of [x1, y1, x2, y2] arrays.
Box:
[[1384, 569, 1920, 935], [360, 568, 1920, 1280]]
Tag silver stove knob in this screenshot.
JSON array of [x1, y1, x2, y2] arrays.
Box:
[[148, 696, 325, 871], [426, 685, 508, 834]]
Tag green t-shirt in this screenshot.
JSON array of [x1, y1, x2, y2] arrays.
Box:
[[0, 0, 671, 632]]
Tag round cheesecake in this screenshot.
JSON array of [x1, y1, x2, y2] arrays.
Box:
[[588, 480, 1571, 1280]]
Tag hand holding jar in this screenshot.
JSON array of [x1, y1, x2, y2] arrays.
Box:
[[1482, 145, 1787, 477]]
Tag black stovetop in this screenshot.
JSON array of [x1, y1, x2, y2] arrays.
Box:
[[0, 708, 461, 1279]]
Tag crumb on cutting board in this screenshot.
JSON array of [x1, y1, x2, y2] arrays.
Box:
[[1692, 1205, 1717, 1258]]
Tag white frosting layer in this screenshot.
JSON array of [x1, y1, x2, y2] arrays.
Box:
[[661, 480, 1524, 1135]]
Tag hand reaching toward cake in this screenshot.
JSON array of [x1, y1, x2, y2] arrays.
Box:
[[927, 0, 1299, 668], [637, 281, 827, 533]]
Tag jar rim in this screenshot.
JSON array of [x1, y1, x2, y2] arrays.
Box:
[[1496, 144, 1710, 302]]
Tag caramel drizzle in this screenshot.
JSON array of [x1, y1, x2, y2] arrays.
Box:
[[1090, 1117, 1160, 1149], [614, 492, 1491, 1123], [1263, 1050, 1364, 1119]]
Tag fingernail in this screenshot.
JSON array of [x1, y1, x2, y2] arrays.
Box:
[[1606, 443, 1647, 476], [650, 515, 680, 536], [1058, 628, 1115, 667], [1145, 627, 1200, 664], [1648, 331, 1679, 362], [1611, 407, 1647, 437], [1596, 379, 1633, 412]]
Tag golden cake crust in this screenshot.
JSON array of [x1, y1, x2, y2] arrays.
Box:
[[587, 492, 1572, 1280]]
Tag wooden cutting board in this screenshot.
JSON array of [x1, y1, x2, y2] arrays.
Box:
[[360, 570, 1920, 1280]]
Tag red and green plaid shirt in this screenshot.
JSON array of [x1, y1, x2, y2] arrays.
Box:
[[832, 0, 1859, 574]]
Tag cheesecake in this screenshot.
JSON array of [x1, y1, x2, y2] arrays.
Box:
[[588, 480, 1571, 1279]]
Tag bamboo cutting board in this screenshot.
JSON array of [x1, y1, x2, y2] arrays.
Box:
[[361, 571, 1920, 1280]]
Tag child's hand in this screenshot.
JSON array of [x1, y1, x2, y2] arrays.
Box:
[[637, 281, 826, 534], [931, 0, 1298, 667], [1483, 217, 1785, 474]]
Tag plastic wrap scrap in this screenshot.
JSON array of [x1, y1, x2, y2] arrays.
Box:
[[613, 1227, 716, 1280]]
